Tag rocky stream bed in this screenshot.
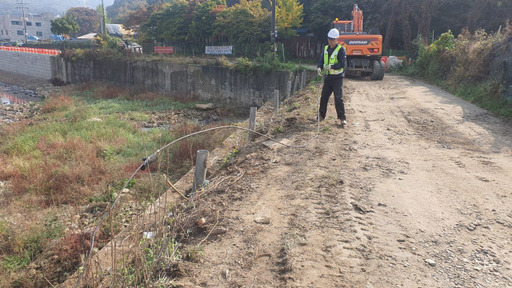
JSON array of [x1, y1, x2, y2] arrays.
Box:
[[0, 70, 59, 124]]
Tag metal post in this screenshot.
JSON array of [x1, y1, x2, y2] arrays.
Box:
[[274, 90, 279, 113], [301, 70, 306, 89], [286, 80, 291, 100], [192, 150, 209, 194], [293, 75, 299, 94], [248, 107, 257, 142]]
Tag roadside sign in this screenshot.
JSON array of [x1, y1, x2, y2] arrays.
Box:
[[205, 46, 232, 55], [154, 46, 174, 54]]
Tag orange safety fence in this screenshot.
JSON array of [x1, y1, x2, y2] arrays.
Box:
[[0, 45, 61, 55]]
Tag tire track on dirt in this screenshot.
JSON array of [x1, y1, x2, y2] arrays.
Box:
[[344, 75, 512, 287], [176, 75, 512, 288]]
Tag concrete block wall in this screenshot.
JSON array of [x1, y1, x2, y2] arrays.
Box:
[[0, 50, 53, 80]]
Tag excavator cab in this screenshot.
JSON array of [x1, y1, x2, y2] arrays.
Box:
[[332, 4, 384, 80], [333, 20, 353, 34]]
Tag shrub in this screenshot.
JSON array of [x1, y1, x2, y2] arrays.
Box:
[[53, 233, 91, 272], [413, 31, 455, 81], [40, 95, 74, 114], [397, 26, 512, 117], [447, 28, 504, 86]]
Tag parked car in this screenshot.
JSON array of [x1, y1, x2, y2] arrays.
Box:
[[27, 35, 40, 42]]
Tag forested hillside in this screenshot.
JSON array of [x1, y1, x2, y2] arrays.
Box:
[[103, 0, 512, 51], [4, 0, 509, 52]]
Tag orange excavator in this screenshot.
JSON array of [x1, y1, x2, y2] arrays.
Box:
[[332, 4, 384, 80]]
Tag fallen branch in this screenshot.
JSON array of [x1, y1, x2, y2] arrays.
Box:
[[163, 174, 187, 200], [197, 220, 219, 248]]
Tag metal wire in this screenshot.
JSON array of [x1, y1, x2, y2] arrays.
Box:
[[75, 121, 321, 287]]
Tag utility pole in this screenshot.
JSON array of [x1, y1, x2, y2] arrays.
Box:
[[271, 0, 276, 59], [101, 0, 107, 35], [16, 0, 28, 44]]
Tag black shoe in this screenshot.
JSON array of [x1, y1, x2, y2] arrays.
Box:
[[340, 119, 347, 127]]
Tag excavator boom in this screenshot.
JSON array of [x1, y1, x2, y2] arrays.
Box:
[[352, 4, 363, 33]]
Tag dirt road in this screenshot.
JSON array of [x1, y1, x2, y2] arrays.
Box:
[[175, 74, 512, 288]]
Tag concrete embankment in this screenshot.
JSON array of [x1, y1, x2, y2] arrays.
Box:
[[54, 58, 299, 107], [0, 49, 307, 107]]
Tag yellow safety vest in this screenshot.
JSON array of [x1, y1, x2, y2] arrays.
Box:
[[324, 45, 344, 75]]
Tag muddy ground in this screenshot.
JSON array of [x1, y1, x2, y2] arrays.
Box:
[[168, 75, 512, 287]]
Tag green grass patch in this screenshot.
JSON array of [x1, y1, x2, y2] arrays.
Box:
[[452, 81, 512, 118], [70, 85, 200, 113], [85, 98, 196, 113], [1, 215, 64, 271], [0, 93, 172, 206], [0, 83, 235, 206]]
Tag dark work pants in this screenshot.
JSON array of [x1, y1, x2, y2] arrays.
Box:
[[319, 77, 345, 120]]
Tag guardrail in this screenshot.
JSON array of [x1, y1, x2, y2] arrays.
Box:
[[0, 46, 61, 55]]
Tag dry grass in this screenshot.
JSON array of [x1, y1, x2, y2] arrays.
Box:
[[0, 81, 241, 287], [447, 28, 504, 85], [3, 137, 108, 207], [40, 94, 74, 114]]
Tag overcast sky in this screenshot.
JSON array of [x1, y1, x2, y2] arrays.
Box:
[[2, 0, 116, 16]]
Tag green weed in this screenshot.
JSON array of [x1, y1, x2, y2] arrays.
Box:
[[396, 27, 512, 118], [1, 215, 63, 271], [287, 103, 301, 112], [222, 148, 239, 166], [273, 125, 284, 134], [453, 81, 511, 117]]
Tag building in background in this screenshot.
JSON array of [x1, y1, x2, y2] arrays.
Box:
[[0, 13, 54, 43], [106, 24, 135, 40]]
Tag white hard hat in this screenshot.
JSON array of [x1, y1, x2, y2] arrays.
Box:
[[328, 28, 339, 39]]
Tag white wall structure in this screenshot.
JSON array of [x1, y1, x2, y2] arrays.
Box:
[[0, 50, 53, 79], [0, 13, 54, 42]]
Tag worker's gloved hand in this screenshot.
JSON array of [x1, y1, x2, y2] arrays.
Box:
[[317, 68, 322, 76], [324, 65, 332, 71]]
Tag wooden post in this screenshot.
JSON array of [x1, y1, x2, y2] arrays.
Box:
[[274, 89, 279, 113], [192, 150, 209, 194], [248, 107, 257, 142]]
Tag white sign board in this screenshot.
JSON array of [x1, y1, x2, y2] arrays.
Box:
[[205, 46, 233, 55]]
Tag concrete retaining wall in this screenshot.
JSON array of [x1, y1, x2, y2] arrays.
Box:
[[54, 58, 295, 107], [0, 50, 53, 79], [1, 50, 303, 106]]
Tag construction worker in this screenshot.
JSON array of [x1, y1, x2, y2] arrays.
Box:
[[317, 28, 347, 127]]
